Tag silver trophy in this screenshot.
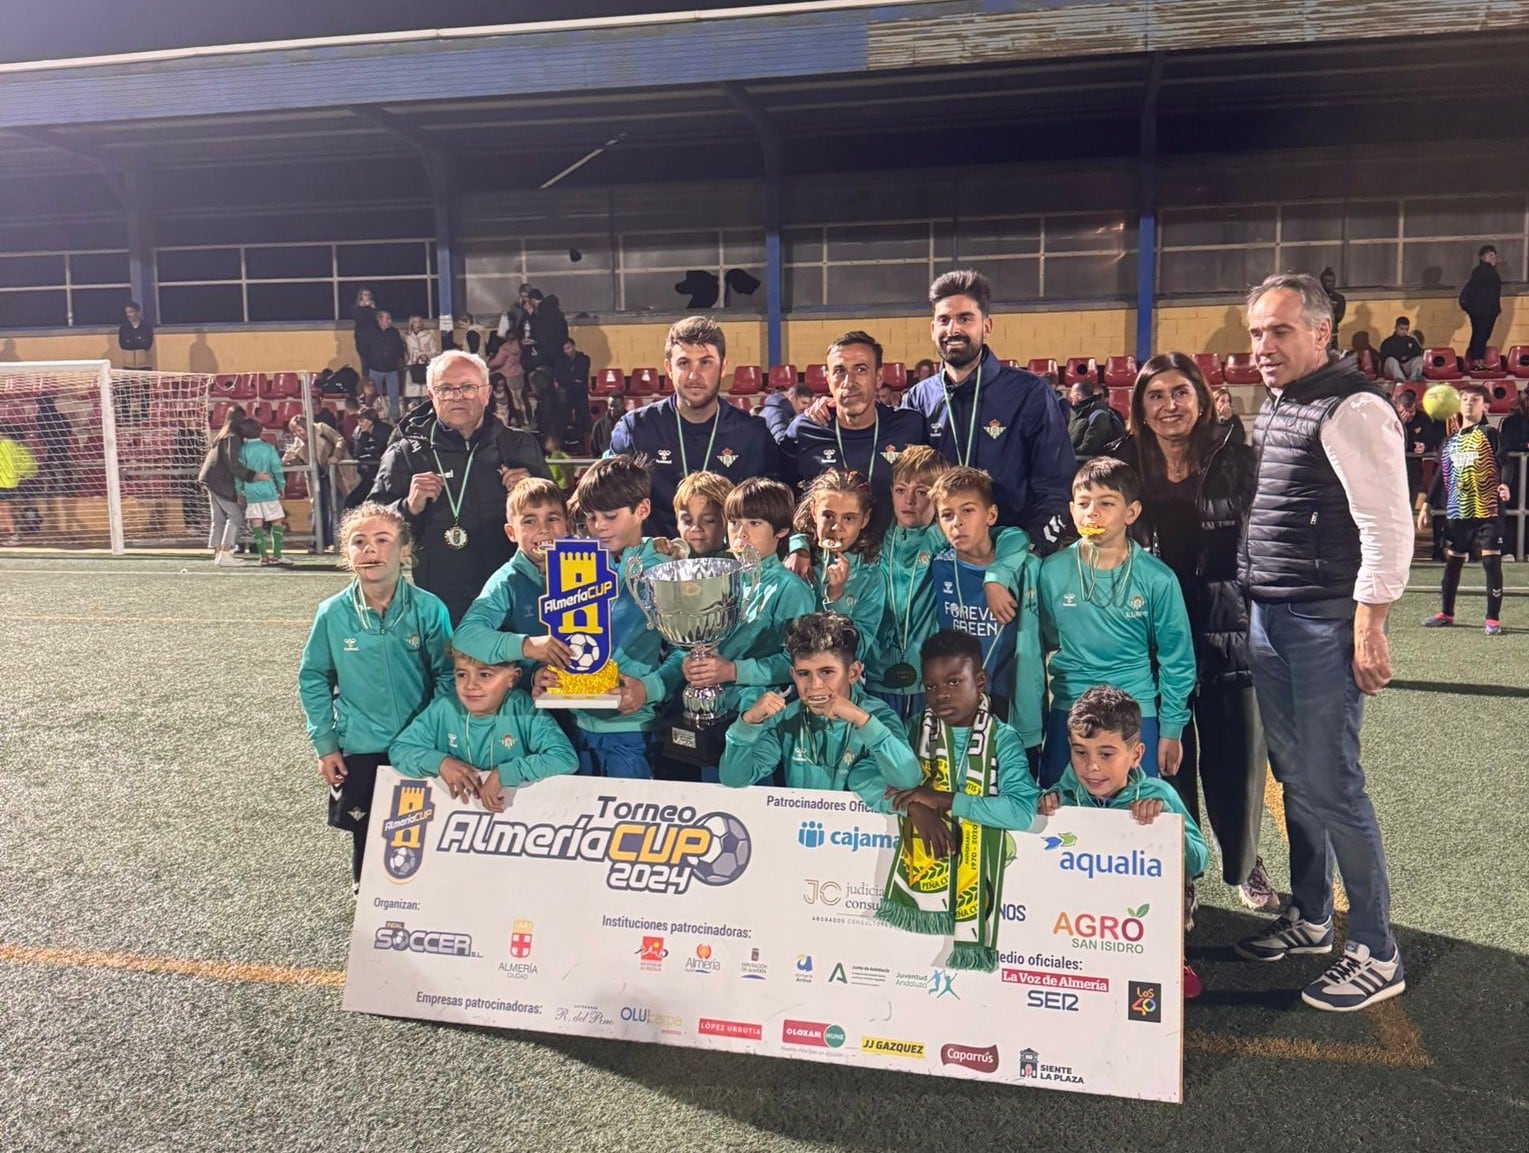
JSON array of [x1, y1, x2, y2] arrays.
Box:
[[629, 551, 760, 762]]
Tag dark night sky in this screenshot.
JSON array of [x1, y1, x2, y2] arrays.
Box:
[[2, 0, 802, 62]]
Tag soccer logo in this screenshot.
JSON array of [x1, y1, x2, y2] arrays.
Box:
[[568, 632, 603, 671], [692, 811, 752, 886]]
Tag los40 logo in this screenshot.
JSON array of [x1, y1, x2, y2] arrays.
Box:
[[432, 794, 752, 895]]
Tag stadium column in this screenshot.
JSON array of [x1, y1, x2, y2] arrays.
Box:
[[426, 154, 461, 323], [726, 84, 783, 367], [122, 171, 157, 325], [1135, 53, 1165, 365]]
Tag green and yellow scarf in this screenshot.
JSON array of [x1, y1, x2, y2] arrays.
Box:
[[876, 697, 1008, 971]]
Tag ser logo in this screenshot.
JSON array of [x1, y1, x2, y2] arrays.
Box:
[[434, 796, 751, 896], [379, 780, 436, 882]]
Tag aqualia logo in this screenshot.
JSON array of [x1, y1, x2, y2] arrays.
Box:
[[1044, 833, 1163, 880]]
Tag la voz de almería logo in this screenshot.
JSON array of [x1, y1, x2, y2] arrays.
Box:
[[432, 794, 750, 895], [1043, 832, 1163, 879]]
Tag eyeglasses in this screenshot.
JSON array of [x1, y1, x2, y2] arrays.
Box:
[[430, 383, 484, 398]]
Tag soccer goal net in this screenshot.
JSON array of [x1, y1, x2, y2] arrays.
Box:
[[0, 361, 218, 552]]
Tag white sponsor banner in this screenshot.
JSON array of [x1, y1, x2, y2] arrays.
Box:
[[344, 769, 1184, 1103]]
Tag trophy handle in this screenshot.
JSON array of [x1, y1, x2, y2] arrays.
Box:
[[626, 562, 659, 630], [738, 544, 763, 606]]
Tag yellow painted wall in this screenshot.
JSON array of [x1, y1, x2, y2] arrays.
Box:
[[2, 297, 1524, 376]]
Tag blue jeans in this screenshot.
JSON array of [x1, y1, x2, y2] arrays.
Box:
[[1249, 598, 1395, 956], [1040, 708, 1159, 788], [368, 369, 402, 421], [574, 727, 653, 779]]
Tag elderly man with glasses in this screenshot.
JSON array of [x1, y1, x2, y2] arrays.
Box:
[[369, 350, 550, 623]]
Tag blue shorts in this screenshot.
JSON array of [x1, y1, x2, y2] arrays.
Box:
[[1039, 708, 1160, 789], [574, 727, 654, 780]]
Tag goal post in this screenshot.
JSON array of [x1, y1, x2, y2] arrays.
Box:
[[0, 361, 216, 555]]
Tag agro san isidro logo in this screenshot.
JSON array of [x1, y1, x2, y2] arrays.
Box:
[[380, 780, 436, 882]]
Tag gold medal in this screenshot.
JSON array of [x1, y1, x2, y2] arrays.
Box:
[[444, 524, 469, 549]]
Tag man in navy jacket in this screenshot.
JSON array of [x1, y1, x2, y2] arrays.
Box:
[[609, 316, 778, 538], [902, 270, 1076, 550]]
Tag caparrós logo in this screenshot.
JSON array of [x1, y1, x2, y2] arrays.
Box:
[[940, 1043, 999, 1074]]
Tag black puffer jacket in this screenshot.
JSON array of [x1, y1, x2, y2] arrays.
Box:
[[1108, 429, 1256, 688]]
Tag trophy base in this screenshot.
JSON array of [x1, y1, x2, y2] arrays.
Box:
[[662, 714, 734, 767], [536, 692, 622, 710]]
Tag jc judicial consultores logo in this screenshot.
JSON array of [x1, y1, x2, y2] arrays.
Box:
[[382, 783, 752, 895]]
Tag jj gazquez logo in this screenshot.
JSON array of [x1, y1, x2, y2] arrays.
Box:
[[434, 795, 751, 895]]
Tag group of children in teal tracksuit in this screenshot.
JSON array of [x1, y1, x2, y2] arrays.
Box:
[[298, 448, 1206, 984]]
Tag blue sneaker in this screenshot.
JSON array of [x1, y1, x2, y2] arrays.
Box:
[[1233, 907, 1334, 961], [1301, 941, 1405, 1012]]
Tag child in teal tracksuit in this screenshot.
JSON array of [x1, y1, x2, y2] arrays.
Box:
[[927, 465, 1044, 754], [1039, 685, 1209, 996], [235, 417, 289, 565], [1038, 458, 1194, 787], [454, 477, 576, 678], [870, 447, 1032, 729], [530, 455, 669, 778], [390, 640, 577, 809], [297, 502, 453, 890], [719, 613, 919, 810], [651, 477, 815, 782], [793, 469, 885, 664]]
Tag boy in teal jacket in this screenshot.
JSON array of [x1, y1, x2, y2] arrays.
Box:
[[391, 640, 577, 810], [454, 477, 575, 677], [1038, 458, 1195, 787], [719, 613, 919, 810], [298, 503, 453, 889], [235, 417, 289, 565], [1039, 685, 1209, 996], [530, 455, 669, 778], [651, 478, 815, 781]]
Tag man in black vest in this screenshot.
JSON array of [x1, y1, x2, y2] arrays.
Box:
[[1233, 274, 1412, 1012]]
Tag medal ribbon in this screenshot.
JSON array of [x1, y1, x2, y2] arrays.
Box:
[[938, 357, 984, 467], [833, 408, 879, 486], [430, 441, 479, 530], [675, 402, 721, 474]]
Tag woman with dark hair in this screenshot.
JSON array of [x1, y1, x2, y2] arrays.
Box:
[[198, 404, 263, 566], [1107, 352, 1275, 912]]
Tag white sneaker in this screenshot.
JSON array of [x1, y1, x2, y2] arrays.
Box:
[[1234, 906, 1334, 961], [1302, 941, 1405, 1012]]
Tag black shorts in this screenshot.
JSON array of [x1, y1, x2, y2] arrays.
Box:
[[1444, 517, 1503, 556], [326, 751, 388, 832]]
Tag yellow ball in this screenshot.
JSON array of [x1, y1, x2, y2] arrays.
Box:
[[1421, 384, 1461, 422]]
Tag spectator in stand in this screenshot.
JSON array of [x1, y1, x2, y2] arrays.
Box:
[[543, 431, 575, 492], [1213, 387, 1245, 445], [364, 311, 407, 422], [116, 301, 154, 424], [1066, 376, 1124, 458], [487, 332, 527, 424], [284, 415, 353, 550], [487, 373, 514, 429], [369, 350, 551, 623], [519, 291, 544, 369], [909, 358, 937, 386], [589, 398, 622, 457], [356, 379, 390, 423], [404, 315, 439, 395], [1106, 353, 1275, 913], [346, 409, 392, 510], [535, 295, 571, 375], [1460, 245, 1503, 369], [1496, 389, 1529, 560], [496, 285, 533, 345], [555, 337, 592, 447], [1379, 316, 1425, 382], [1320, 268, 1346, 351], [877, 378, 898, 407], [761, 381, 814, 445], [33, 394, 76, 497], [352, 287, 377, 353], [445, 314, 485, 357], [529, 367, 568, 446]]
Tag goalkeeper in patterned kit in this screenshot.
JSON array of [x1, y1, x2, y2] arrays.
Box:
[[1421, 383, 1510, 635]]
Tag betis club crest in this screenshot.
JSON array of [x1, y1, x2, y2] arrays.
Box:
[[510, 919, 534, 958], [536, 540, 621, 709]]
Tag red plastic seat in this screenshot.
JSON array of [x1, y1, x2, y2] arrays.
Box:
[[1394, 384, 1422, 411], [724, 395, 753, 412], [270, 372, 303, 399], [1471, 346, 1505, 377], [627, 368, 659, 398], [209, 400, 237, 431], [212, 373, 257, 401], [247, 401, 280, 428], [1489, 380, 1520, 414], [1107, 387, 1132, 420], [1027, 358, 1058, 381], [1423, 348, 1462, 380], [1505, 345, 1529, 380], [880, 363, 907, 390], [1192, 354, 1225, 389], [805, 364, 829, 395], [591, 369, 625, 397], [1062, 358, 1099, 389], [1001, 359, 1021, 369], [731, 366, 763, 396], [656, 372, 673, 396], [1223, 353, 1260, 385], [767, 365, 797, 392], [274, 400, 305, 429], [1355, 349, 1379, 380], [286, 472, 310, 499], [1102, 356, 1137, 389]]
